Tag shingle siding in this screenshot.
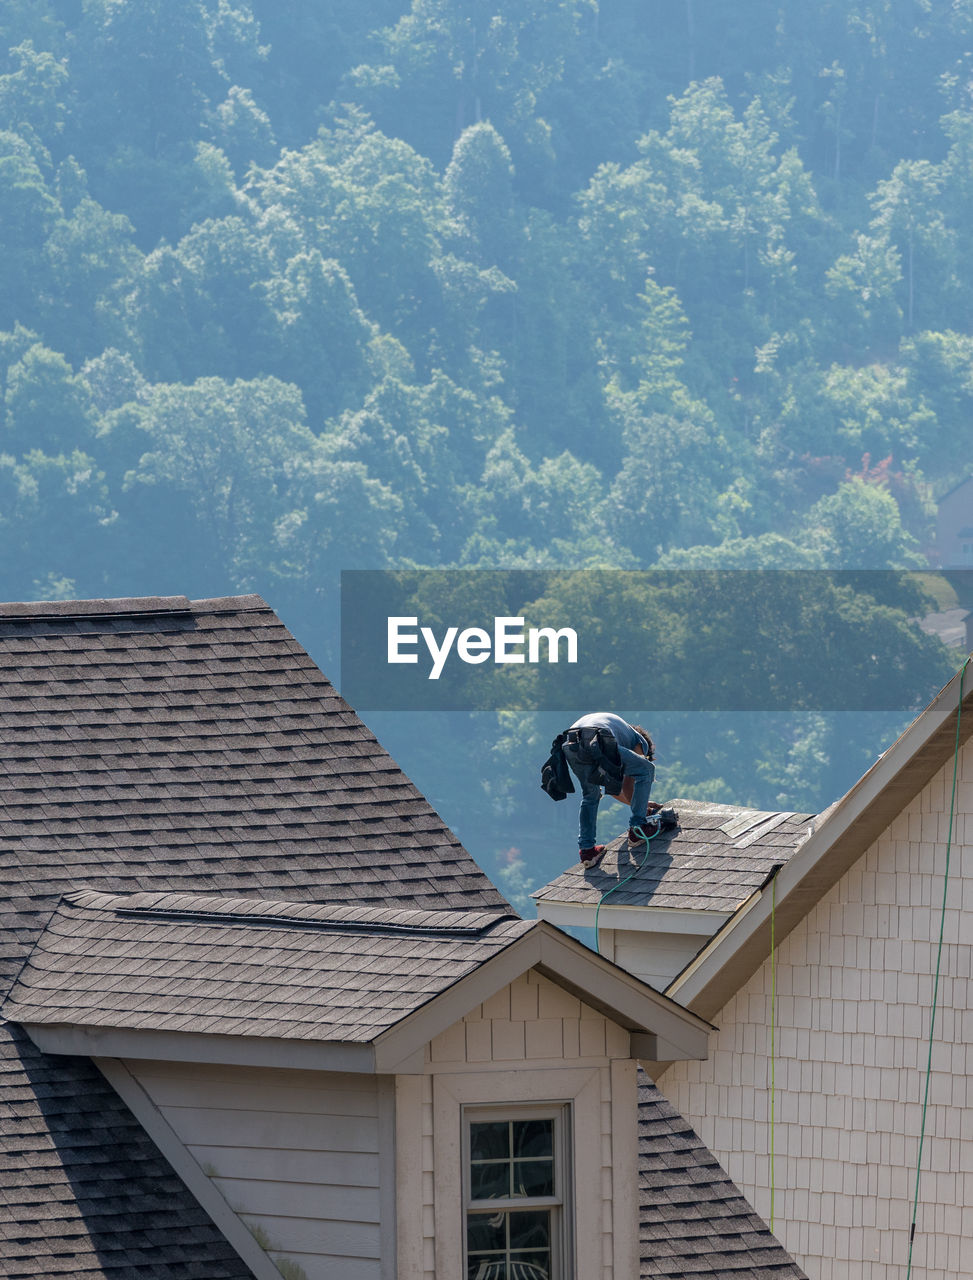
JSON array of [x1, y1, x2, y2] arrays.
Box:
[[638, 1072, 809, 1278], [659, 738, 973, 1279]]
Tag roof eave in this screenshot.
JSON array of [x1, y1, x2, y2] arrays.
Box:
[[372, 921, 714, 1071], [21, 1021, 382, 1074], [19, 921, 714, 1074], [667, 658, 973, 1023], [536, 897, 734, 936]]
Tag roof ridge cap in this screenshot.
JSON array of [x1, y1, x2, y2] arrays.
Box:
[[0, 595, 193, 620], [0, 593, 273, 621], [60, 890, 521, 939]]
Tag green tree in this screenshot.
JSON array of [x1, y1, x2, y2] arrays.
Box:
[[4, 343, 94, 453], [264, 249, 375, 425], [0, 130, 58, 328], [0, 40, 66, 146], [869, 159, 950, 332], [43, 195, 142, 361], [802, 478, 926, 568]]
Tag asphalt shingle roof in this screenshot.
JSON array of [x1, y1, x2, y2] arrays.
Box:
[[638, 1073, 809, 1279], [0, 594, 806, 1279], [535, 799, 814, 914], [0, 594, 508, 1279], [4, 890, 529, 1043]]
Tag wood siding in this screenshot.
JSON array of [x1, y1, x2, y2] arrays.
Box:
[[127, 1060, 388, 1280], [658, 738, 973, 1280], [410, 967, 637, 1280], [602, 926, 707, 990]]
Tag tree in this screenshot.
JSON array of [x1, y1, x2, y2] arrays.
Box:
[[0, 40, 66, 146], [444, 122, 518, 268], [869, 159, 949, 332], [263, 250, 375, 425], [43, 195, 142, 361], [124, 375, 315, 583], [207, 85, 277, 176], [129, 215, 275, 381], [4, 343, 94, 453], [0, 130, 58, 328], [802, 478, 926, 568]]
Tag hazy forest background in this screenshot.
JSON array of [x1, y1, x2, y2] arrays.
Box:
[[1, 0, 970, 906]]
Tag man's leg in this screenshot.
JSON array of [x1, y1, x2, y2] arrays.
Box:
[[563, 746, 602, 849], [617, 746, 655, 830]]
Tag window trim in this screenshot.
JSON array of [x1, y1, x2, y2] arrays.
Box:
[[429, 1066, 609, 1278], [462, 1102, 574, 1280]]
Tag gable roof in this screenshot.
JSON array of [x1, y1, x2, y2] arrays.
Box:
[[936, 472, 973, 504], [534, 800, 813, 926], [668, 657, 973, 1021], [0, 593, 508, 1280], [7, 890, 713, 1075]]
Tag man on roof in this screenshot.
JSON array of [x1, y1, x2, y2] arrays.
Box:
[[560, 712, 657, 868]]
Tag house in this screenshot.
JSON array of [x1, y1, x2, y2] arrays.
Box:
[[934, 474, 973, 568], [0, 593, 804, 1280], [536, 660, 973, 1279]]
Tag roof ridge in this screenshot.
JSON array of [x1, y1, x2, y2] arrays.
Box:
[[63, 889, 521, 938], [0, 594, 271, 621]]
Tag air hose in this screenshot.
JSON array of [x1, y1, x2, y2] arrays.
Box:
[[593, 818, 660, 956]]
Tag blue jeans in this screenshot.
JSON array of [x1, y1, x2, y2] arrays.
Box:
[[563, 742, 655, 849]]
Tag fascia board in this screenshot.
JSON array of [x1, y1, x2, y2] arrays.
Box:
[[537, 898, 732, 936], [668, 660, 973, 1021], [373, 922, 712, 1072], [94, 1057, 287, 1280], [373, 931, 545, 1071], [533, 926, 711, 1058], [23, 1022, 377, 1074]]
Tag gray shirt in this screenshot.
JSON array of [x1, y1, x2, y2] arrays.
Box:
[[569, 712, 648, 755]]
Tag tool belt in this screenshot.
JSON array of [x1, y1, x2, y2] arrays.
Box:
[[562, 726, 624, 792]]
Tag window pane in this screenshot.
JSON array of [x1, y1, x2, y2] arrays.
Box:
[[467, 1260, 507, 1280], [509, 1252, 551, 1279], [467, 1210, 507, 1253], [471, 1121, 511, 1162], [471, 1160, 511, 1200], [508, 1209, 550, 1251], [513, 1159, 554, 1198], [512, 1119, 553, 1159]]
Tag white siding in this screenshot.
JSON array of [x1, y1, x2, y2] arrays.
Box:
[[406, 967, 637, 1280], [128, 1060, 387, 1280], [658, 738, 973, 1280], [603, 926, 706, 989]]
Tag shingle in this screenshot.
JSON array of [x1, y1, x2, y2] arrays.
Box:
[[638, 1073, 808, 1278], [0, 594, 806, 1280], [534, 799, 814, 913], [0, 593, 514, 1280], [3, 888, 530, 1045]]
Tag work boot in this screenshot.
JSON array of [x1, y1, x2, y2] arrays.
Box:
[[628, 817, 660, 846], [579, 845, 606, 868]]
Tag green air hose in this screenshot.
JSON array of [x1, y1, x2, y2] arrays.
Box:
[[593, 819, 660, 956]]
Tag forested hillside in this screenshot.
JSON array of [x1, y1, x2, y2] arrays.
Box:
[[1, 1, 968, 900]]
